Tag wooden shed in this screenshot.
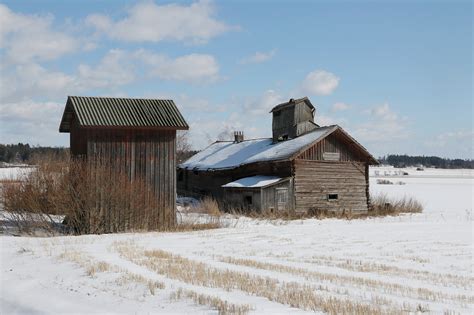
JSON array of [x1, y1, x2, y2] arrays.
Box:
[[59, 96, 188, 231], [178, 97, 378, 214]]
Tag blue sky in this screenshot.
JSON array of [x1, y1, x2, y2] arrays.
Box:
[[0, 0, 472, 158]]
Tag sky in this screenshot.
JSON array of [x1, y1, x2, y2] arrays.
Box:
[[0, 0, 472, 159]]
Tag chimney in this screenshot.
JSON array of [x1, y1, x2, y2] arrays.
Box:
[[234, 131, 244, 143]]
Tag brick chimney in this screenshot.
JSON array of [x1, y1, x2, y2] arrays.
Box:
[[234, 131, 244, 143]]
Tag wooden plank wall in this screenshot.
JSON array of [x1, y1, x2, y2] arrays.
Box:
[[297, 133, 362, 161], [293, 160, 368, 213], [74, 127, 176, 230], [177, 160, 293, 199], [261, 179, 294, 212]]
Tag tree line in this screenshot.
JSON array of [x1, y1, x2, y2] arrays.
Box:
[[378, 154, 474, 169], [1, 143, 472, 169], [0, 143, 69, 164]]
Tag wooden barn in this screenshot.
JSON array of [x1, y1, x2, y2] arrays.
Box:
[[178, 97, 378, 214], [59, 96, 188, 230]]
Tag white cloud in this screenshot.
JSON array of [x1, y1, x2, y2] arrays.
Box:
[[1, 63, 76, 102], [1, 48, 222, 105], [0, 100, 67, 145], [242, 90, 285, 116], [369, 102, 398, 121], [77, 49, 135, 89], [240, 49, 276, 64], [85, 0, 231, 44], [300, 70, 339, 96], [0, 4, 77, 63], [331, 102, 351, 112], [351, 103, 409, 143], [426, 130, 474, 148], [134, 50, 219, 83]]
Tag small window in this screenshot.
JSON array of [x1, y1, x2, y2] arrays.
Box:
[[274, 111, 281, 117], [178, 170, 184, 182], [328, 194, 338, 201], [244, 196, 253, 205]]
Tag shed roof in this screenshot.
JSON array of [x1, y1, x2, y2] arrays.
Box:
[[222, 176, 283, 188], [59, 96, 189, 132]]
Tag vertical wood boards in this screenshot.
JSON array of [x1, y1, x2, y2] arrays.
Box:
[[70, 127, 176, 230]]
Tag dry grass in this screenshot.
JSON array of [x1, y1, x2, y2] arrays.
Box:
[[114, 242, 420, 315], [58, 247, 165, 295], [370, 193, 423, 216], [219, 256, 473, 305], [170, 288, 252, 315], [192, 197, 222, 216], [115, 273, 165, 295], [1, 157, 172, 235], [57, 250, 115, 277], [279, 254, 473, 289]]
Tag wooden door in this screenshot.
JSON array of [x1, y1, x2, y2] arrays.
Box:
[[276, 188, 288, 211]]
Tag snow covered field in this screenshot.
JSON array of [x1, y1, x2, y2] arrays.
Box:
[[1, 167, 473, 314]]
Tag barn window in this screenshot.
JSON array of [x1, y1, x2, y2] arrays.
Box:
[[178, 170, 184, 182], [327, 194, 338, 201], [245, 196, 253, 205]]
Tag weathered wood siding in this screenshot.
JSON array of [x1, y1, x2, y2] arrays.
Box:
[[71, 126, 177, 229], [272, 106, 295, 141], [293, 160, 368, 213], [223, 188, 261, 211], [297, 133, 363, 162], [261, 179, 294, 212], [178, 160, 292, 199]]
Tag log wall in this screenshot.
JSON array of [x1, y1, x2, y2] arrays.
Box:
[[293, 160, 368, 213]]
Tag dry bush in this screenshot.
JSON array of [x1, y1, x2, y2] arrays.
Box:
[[370, 193, 423, 216], [1, 156, 170, 235], [192, 197, 222, 216]]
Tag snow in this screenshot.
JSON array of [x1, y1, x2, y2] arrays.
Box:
[[1, 167, 473, 314], [180, 126, 337, 170], [0, 167, 34, 181], [222, 175, 282, 188]]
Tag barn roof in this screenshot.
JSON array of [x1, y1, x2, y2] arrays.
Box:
[[59, 96, 189, 132], [180, 125, 377, 171]]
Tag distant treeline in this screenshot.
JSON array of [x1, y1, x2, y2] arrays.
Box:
[[378, 154, 474, 169], [2, 143, 472, 169], [0, 143, 69, 164]]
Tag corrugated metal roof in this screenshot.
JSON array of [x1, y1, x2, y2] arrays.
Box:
[[59, 96, 189, 132]]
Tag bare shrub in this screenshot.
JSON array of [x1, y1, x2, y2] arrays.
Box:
[[192, 197, 221, 216], [1, 156, 169, 235], [370, 193, 423, 216]]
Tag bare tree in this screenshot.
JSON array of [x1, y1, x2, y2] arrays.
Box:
[[216, 126, 235, 141], [177, 130, 195, 164]]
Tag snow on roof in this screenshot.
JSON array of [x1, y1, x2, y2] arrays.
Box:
[[222, 176, 282, 188], [180, 125, 338, 171]]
